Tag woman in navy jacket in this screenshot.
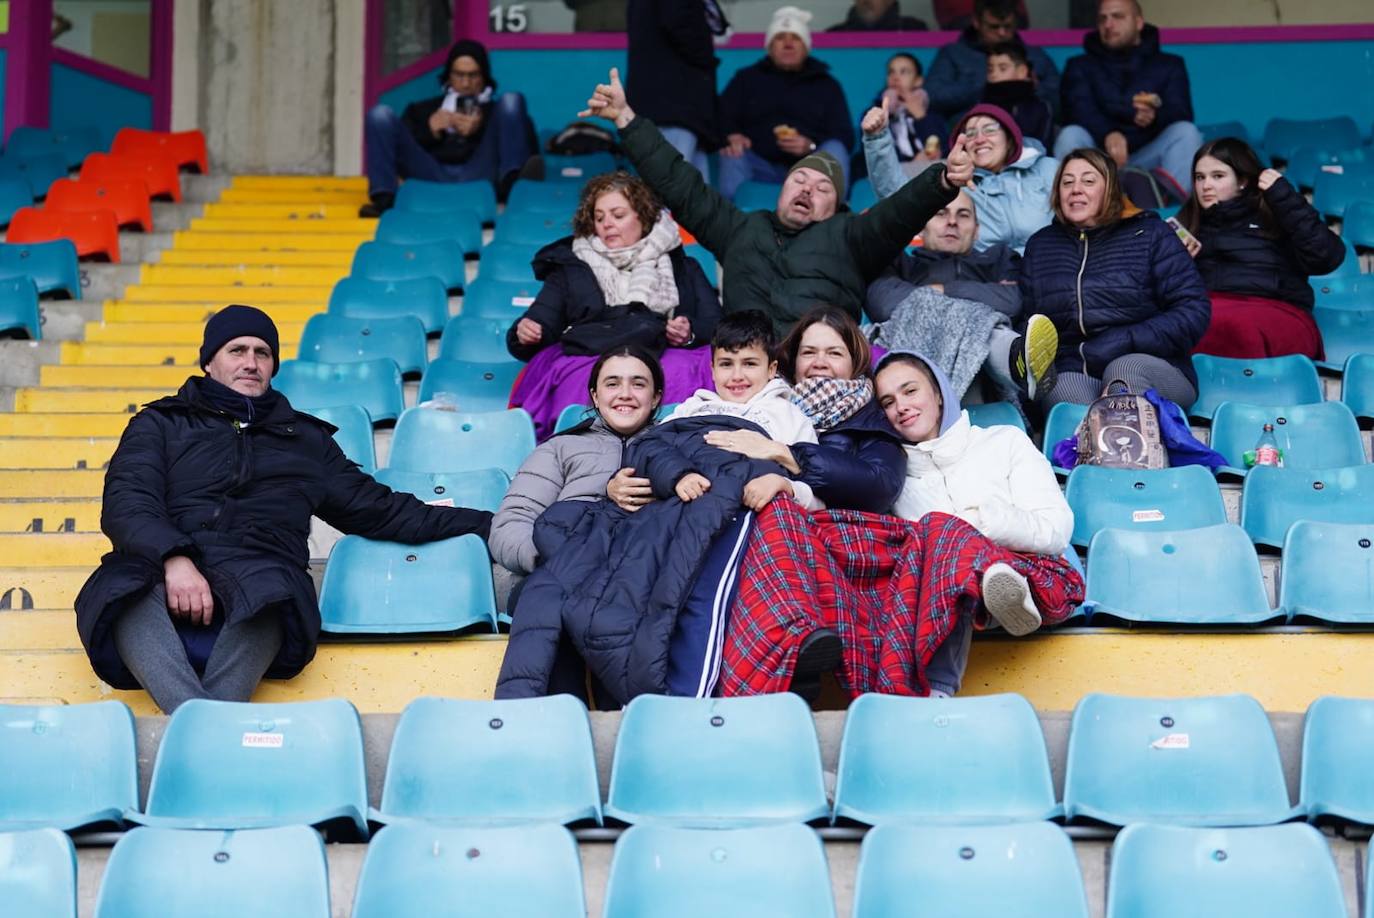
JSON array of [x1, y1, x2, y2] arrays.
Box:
[[1020, 147, 1211, 407], [1178, 138, 1345, 359]]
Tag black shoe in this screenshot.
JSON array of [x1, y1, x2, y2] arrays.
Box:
[[788, 629, 843, 706], [1008, 314, 1059, 402], [358, 192, 395, 219]]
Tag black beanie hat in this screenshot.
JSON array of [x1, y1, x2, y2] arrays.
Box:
[[199, 304, 280, 375], [438, 39, 496, 93]]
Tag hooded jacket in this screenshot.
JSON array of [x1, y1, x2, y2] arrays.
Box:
[[887, 353, 1072, 554], [948, 105, 1057, 254], [1060, 24, 1194, 149], [926, 27, 1060, 119], [791, 397, 906, 513], [719, 56, 855, 165], [626, 0, 721, 149], [400, 40, 500, 165]]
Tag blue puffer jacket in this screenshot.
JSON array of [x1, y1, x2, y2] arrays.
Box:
[[494, 415, 783, 703], [968, 147, 1058, 254], [1060, 25, 1194, 149], [1020, 210, 1210, 384], [792, 398, 905, 513]]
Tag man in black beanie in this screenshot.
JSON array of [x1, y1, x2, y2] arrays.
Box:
[[75, 305, 494, 713]]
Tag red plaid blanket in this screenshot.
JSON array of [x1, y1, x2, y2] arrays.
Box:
[[720, 500, 1084, 697]]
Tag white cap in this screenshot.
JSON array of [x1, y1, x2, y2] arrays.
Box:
[[766, 6, 813, 53]]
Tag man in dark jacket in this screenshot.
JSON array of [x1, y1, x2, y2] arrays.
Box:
[[361, 39, 535, 215], [579, 68, 973, 336], [1054, 0, 1203, 193], [716, 7, 855, 201], [626, 0, 728, 182], [74, 306, 493, 713], [926, 0, 1059, 122], [828, 0, 928, 30]]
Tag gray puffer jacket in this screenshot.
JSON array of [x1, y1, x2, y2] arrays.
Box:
[[489, 415, 642, 575]]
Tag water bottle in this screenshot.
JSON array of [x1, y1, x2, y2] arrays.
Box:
[[1253, 423, 1284, 468]]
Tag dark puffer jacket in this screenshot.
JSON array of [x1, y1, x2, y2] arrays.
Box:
[[625, 0, 720, 149], [1061, 25, 1194, 148], [792, 398, 906, 513], [75, 377, 492, 689], [1192, 177, 1346, 310], [1020, 211, 1211, 384], [494, 415, 783, 703], [506, 236, 720, 361], [619, 116, 957, 335], [719, 56, 854, 166]]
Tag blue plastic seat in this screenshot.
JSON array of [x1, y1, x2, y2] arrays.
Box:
[[394, 178, 496, 224], [1208, 400, 1365, 475], [1312, 164, 1374, 220], [1342, 353, 1374, 421], [310, 404, 377, 473], [0, 239, 82, 298], [0, 700, 137, 831], [1299, 695, 1374, 826], [352, 239, 465, 292], [1263, 116, 1361, 163], [964, 400, 1026, 431], [352, 823, 586, 918], [94, 825, 330, 918], [833, 693, 1059, 825], [1065, 464, 1227, 548], [461, 276, 540, 319], [320, 534, 497, 634], [684, 243, 718, 286], [0, 177, 32, 226], [1344, 199, 1374, 250], [0, 276, 41, 339], [374, 467, 509, 512], [1240, 463, 1374, 548], [1310, 238, 1362, 298], [275, 357, 403, 423], [1278, 521, 1374, 623], [6, 125, 102, 169], [388, 407, 536, 478], [418, 358, 521, 411], [0, 152, 67, 199], [375, 695, 601, 825], [554, 403, 594, 433], [0, 828, 76, 917], [853, 822, 1089, 918], [476, 242, 539, 283], [604, 823, 835, 918], [1190, 354, 1322, 420], [1283, 145, 1365, 191], [733, 180, 782, 211], [1200, 121, 1249, 143], [328, 275, 450, 334], [135, 698, 369, 837], [494, 209, 572, 247], [1105, 823, 1344, 918], [438, 315, 515, 363], [298, 313, 427, 376], [1064, 693, 1298, 827], [1040, 401, 1086, 472], [1314, 306, 1374, 371], [1083, 524, 1274, 624], [848, 177, 877, 211], [376, 207, 481, 256], [506, 179, 581, 214], [541, 151, 618, 182], [605, 693, 829, 827]]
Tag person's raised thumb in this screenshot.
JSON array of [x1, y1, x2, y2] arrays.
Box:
[[610, 67, 622, 88]]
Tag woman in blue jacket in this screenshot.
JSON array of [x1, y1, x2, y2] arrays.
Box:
[[1020, 147, 1210, 407], [950, 103, 1056, 254]]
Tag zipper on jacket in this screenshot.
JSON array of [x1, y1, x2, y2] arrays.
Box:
[[207, 417, 247, 530], [1075, 230, 1090, 376]]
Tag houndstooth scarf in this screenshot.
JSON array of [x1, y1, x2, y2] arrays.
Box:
[[572, 209, 682, 316], [790, 376, 874, 431]]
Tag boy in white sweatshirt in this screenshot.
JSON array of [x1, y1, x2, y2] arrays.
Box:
[[664, 310, 824, 510]]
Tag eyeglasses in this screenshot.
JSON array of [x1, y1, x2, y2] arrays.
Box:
[[962, 124, 1005, 139], [449, 69, 483, 82]]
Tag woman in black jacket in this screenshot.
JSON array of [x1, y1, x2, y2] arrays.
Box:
[[506, 171, 721, 440], [1178, 138, 1346, 359]]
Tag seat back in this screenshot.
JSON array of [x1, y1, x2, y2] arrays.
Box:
[[1040, 401, 1087, 471], [45, 177, 153, 231], [328, 274, 450, 333], [964, 400, 1026, 431], [1209, 400, 1365, 473], [377, 695, 601, 824], [605, 694, 829, 827], [506, 179, 580, 214], [310, 404, 377, 473], [418, 358, 521, 411], [494, 209, 572, 247], [476, 242, 539, 283], [438, 316, 515, 363], [684, 243, 718, 286], [298, 313, 428, 376], [319, 534, 497, 634], [7, 207, 120, 261], [80, 151, 181, 201], [1263, 116, 1361, 163], [0, 276, 42, 340], [0, 177, 32, 226], [141, 698, 369, 836], [352, 239, 464, 291], [95, 825, 330, 918], [394, 178, 496, 223], [461, 276, 539, 319], [0, 828, 77, 916], [275, 357, 404, 423], [1064, 693, 1295, 826], [352, 823, 586, 918], [373, 467, 510, 512], [0, 701, 137, 830], [833, 693, 1059, 825], [1342, 353, 1374, 421], [1312, 165, 1374, 219], [1066, 464, 1227, 548], [1, 152, 68, 198], [854, 822, 1089, 918], [734, 181, 783, 211], [388, 407, 536, 477], [112, 127, 209, 173], [1240, 463, 1374, 548], [604, 823, 836, 918], [1189, 354, 1323, 420], [1343, 199, 1374, 250], [541, 151, 618, 182], [848, 177, 877, 210], [1300, 695, 1374, 826], [1105, 823, 1345, 918], [376, 208, 481, 256], [1278, 521, 1374, 623], [0, 240, 80, 298], [1313, 305, 1374, 371]]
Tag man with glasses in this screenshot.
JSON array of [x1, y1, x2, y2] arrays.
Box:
[[926, 0, 1059, 122], [361, 39, 535, 215]]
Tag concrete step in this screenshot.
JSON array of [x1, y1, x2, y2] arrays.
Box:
[[0, 437, 117, 469], [0, 413, 140, 437], [149, 201, 206, 231], [189, 217, 378, 235], [139, 265, 348, 287], [0, 532, 110, 566], [117, 232, 175, 264], [122, 284, 332, 303], [35, 301, 105, 341], [83, 321, 305, 345], [170, 231, 371, 252], [0, 340, 62, 386], [0, 567, 93, 610], [178, 174, 232, 203], [201, 202, 368, 220], [12, 388, 172, 413], [0, 499, 102, 532], [156, 249, 354, 268], [81, 264, 143, 302]]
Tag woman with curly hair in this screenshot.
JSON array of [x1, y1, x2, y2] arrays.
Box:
[[507, 171, 721, 439]]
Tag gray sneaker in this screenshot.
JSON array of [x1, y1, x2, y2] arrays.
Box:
[[981, 563, 1042, 637]]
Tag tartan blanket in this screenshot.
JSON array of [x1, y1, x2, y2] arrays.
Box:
[[719, 501, 1084, 697]]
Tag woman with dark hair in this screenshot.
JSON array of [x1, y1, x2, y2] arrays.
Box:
[[1179, 138, 1345, 359], [1021, 148, 1211, 406], [506, 171, 721, 440]]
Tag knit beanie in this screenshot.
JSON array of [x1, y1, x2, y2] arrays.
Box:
[[766, 6, 813, 52], [950, 103, 1023, 168], [199, 304, 280, 375], [439, 39, 496, 93], [788, 150, 846, 203]]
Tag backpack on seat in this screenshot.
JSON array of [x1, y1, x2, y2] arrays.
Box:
[[1075, 381, 1167, 470], [1120, 165, 1185, 209]]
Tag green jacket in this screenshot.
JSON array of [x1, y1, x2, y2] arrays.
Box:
[[619, 116, 958, 335]]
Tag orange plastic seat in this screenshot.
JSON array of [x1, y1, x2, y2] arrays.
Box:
[[80, 152, 181, 202], [45, 177, 153, 231], [7, 207, 121, 261], [111, 127, 209, 174]]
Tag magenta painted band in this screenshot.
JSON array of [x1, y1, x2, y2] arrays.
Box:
[[5, 0, 54, 138], [149, 0, 174, 130], [51, 48, 155, 93]]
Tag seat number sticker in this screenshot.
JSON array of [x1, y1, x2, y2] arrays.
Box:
[[1150, 733, 1190, 750], [1132, 509, 1165, 522], [242, 732, 284, 748]]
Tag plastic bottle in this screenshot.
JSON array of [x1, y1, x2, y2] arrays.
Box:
[[1253, 423, 1284, 468]]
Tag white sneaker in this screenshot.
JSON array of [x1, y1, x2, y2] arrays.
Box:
[[981, 563, 1042, 637]]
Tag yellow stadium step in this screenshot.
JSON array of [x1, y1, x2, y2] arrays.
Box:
[[123, 285, 332, 303], [0, 501, 102, 533], [0, 438, 117, 469], [0, 470, 104, 499], [140, 265, 348, 287], [85, 322, 304, 344], [157, 250, 354, 268], [201, 203, 366, 221], [102, 302, 318, 324], [215, 189, 369, 206], [0, 414, 132, 437], [0, 568, 92, 611], [189, 217, 380, 235], [0, 533, 110, 566], [171, 232, 371, 252], [61, 342, 198, 365], [0, 611, 83, 647], [231, 175, 368, 191], [41, 366, 207, 389], [14, 389, 171, 413]]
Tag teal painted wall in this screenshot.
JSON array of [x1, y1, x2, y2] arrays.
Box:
[[0, 49, 6, 137], [49, 62, 151, 150], [378, 41, 1374, 150]]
